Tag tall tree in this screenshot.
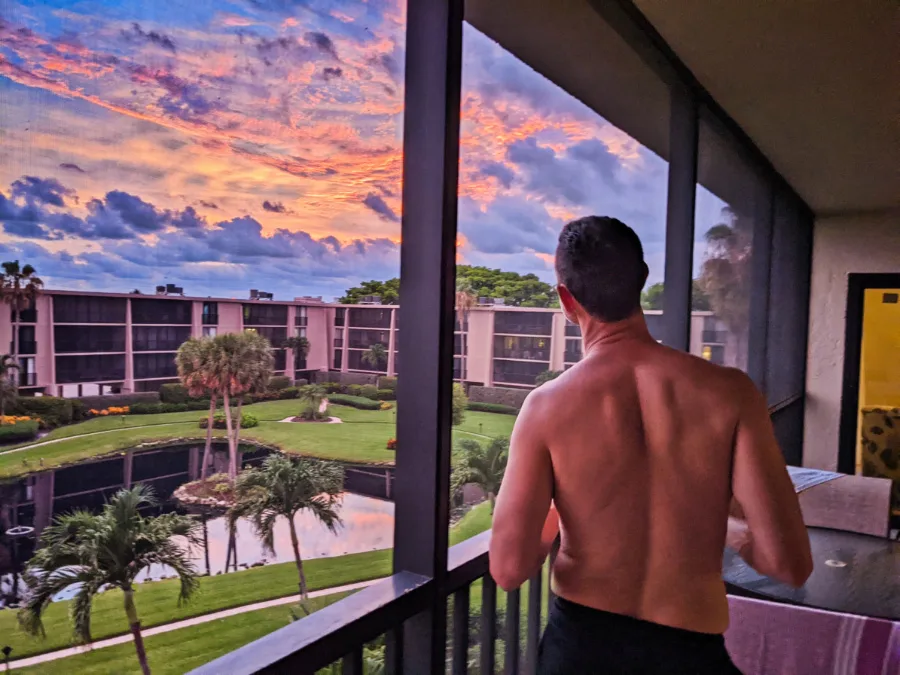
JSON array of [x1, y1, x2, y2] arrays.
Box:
[[455, 279, 477, 381], [0, 354, 19, 422], [1, 261, 43, 386], [176, 337, 220, 479], [339, 278, 400, 305], [18, 486, 200, 675], [361, 343, 387, 371], [452, 437, 509, 512], [697, 207, 753, 367], [229, 455, 343, 606], [640, 281, 712, 312]]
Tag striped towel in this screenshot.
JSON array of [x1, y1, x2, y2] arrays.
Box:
[[726, 595, 900, 675], [788, 466, 843, 493]]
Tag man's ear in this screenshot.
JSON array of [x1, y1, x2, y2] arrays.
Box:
[[641, 261, 650, 286], [557, 285, 578, 323]]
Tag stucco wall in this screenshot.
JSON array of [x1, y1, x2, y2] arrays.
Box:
[[803, 212, 900, 470]]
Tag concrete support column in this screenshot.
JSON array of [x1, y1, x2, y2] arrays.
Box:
[[191, 301, 203, 338], [285, 306, 297, 375], [124, 298, 134, 392], [123, 450, 134, 488], [486, 310, 495, 387], [387, 308, 397, 376], [188, 446, 201, 481], [549, 312, 566, 372], [341, 310, 350, 373], [32, 472, 54, 536]]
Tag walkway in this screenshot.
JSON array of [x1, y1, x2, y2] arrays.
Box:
[[8, 577, 384, 670]]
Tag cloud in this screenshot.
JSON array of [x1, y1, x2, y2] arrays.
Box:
[[10, 176, 74, 207], [322, 66, 343, 81], [121, 23, 177, 53], [458, 195, 563, 256], [104, 190, 170, 233], [262, 200, 291, 214], [362, 193, 398, 222], [198, 200, 218, 209], [59, 163, 86, 173], [305, 31, 339, 60], [477, 161, 516, 189]]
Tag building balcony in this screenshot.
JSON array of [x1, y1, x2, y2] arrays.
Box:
[[18, 372, 37, 387]]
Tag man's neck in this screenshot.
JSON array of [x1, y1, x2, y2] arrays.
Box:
[[581, 311, 653, 355]]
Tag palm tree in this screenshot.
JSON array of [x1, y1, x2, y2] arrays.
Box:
[[452, 437, 509, 512], [230, 455, 343, 605], [297, 384, 326, 421], [361, 343, 387, 371], [18, 485, 200, 675], [0, 354, 19, 422], [455, 279, 476, 381], [176, 337, 220, 479], [282, 335, 311, 370], [1, 261, 44, 381], [210, 331, 273, 478]]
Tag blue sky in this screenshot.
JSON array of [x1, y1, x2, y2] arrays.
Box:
[[0, 0, 726, 300]]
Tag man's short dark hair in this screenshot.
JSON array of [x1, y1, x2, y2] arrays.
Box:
[[555, 216, 646, 322]]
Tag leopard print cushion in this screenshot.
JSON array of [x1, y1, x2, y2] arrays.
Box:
[[860, 407, 900, 508]]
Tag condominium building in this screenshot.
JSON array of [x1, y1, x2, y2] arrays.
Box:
[[2, 289, 731, 396]]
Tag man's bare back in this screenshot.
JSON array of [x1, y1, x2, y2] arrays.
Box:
[[490, 315, 812, 636]]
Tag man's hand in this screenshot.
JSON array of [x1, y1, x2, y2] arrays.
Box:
[[726, 516, 752, 556]]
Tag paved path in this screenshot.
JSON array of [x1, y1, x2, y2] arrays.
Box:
[[0, 422, 192, 456], [8, 578, 383, 670]]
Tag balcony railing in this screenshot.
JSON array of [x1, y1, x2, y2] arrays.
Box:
[[202, 313, 219, 325], [702, 330, 729, 344], [493, 347, 551, 361], [10, 340, 36, 355], [193, 531, 550, 675]]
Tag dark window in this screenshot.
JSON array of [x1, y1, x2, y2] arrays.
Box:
[[492, 360, 546, 386], [335, 308, 346, 327], [131, 298, 191, 324], [56, 354, 125, 383], [295, 306, 308, 326], [453, 317, 468, 332], [347, 329, 390, 349], [10, 298, 37, 323], [493, 335, 551, 361], [53, 296, 126, 323], [243, 304, 287, 326], [348, 307, 392, 329], [14, 325, 36, 355], [564, 339, 582, 363], [454, 334, 464, 355], [134, 353, 178, 379], [295, 356, 307, 370], [273, 349, 286, 372], [702, 345, 726, 365], [453, 356, 463, 380], [254, 326, 287, 345], [565, 322, 581, 337], [348, 349, 386, 372], [202, 302, 218, 325], [55, 325, 125, 353], [133, 448, 190, 482], [494, 311, 552, 336], [133, 326, 191, 352], [333, 350, 342, 370]]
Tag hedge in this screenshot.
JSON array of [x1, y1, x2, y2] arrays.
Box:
[[377, 376, 397, 391], [199, 413, 259, 429], [466, 402, 518, 416], [159, 383, 189, 404], [327, 394, 382, 410], [15, 397, 73, 428], [360, 384, 379, 400], [376, 389, 396, 401], [131, 402, 191, 415], [467, 385, 529, 410], [268, 375, 292, 391], [77, 392, 160, 409], [0, 420, 40, 443]]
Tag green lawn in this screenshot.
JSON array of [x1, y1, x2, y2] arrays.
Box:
[[0, 404, 513, 478], [15, 591, 354, 675], [0, 549, 392, 661]]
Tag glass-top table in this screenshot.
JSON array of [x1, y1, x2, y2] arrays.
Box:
[[723, 527, 900, 620]]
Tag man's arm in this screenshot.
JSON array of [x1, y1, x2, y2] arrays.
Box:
[[730, 372, 813, 587], [489, 391, 554, 591]]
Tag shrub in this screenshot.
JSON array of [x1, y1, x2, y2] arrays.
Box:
[[71, 399, 87, 423], [268, 375, 292, 391], [376, 389, 396, 401], [379, 402, 393, 411], [159, 383, 189, 404], [248, 391, 280, 403], [279, 387, 300, 400], [386, 438, 397, 450], [187, 400, 211, 411], [131, 402, 190, 415], [16, 396, 73, 428], [327, 394, 381, 410], [199, 413, 259, 429], [377, 376, 397, 391], [294, 378, 309, 386], [535, 370, 563, 386], [323, 382, 344, 394], [466, 402, 518, 416], [347, 384, 363, 397], [360, 384, 379, 400], [452, 383, 468, 426], [0, 420, 39, 443], [78, 392, 160, 409]]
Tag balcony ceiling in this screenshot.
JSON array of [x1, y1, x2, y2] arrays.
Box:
[[467, 0, 900, 217]]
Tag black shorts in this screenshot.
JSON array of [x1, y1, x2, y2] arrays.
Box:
[[537, 596, 743, 675]]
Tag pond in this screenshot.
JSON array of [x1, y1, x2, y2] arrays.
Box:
[[0, 442, 395, 605]]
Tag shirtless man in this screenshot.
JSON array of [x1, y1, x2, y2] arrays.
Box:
[[489, 216, 812, 674]]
